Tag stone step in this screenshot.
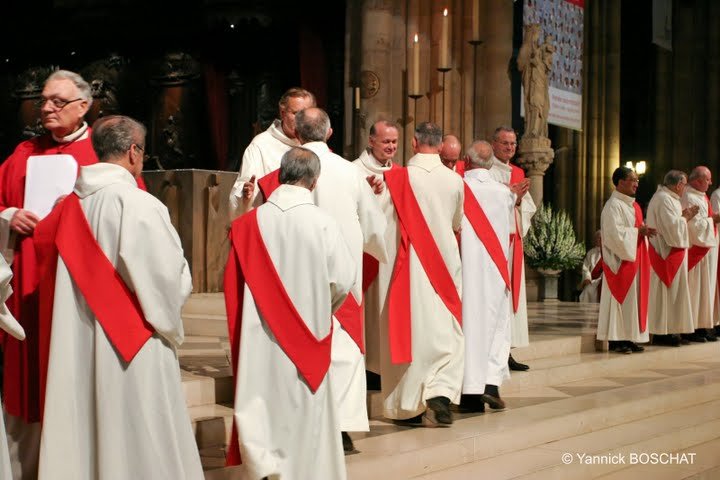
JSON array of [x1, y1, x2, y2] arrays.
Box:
[[512, 332, 597, 362], [345, 356, 720, 480], [503, 341, 719, 394], [183, 293, 226, 316], [189, 403, 234, 450], [412, 400, 720, 479], [181, 370, 216, 407], [183, 313, 228, 338]]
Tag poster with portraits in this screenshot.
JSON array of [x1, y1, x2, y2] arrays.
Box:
[[522, 0, 584, 131]]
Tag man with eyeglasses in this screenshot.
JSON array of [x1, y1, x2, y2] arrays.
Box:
[[0, 69, 98, 479], [33, 115, 203, 479], [488, 126, 534, 372], [228, 87, 316, 220]]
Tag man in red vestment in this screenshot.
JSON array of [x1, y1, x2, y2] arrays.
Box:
[[0, 69, 98, 479]]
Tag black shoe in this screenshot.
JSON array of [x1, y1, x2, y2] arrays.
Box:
[[424, 396, 453, 426], [614, 343, 632, 354], [714, 325, 720, 336], [508, 354, 529, 371], [366, 371, 381, 390], [703, 329, 718, 342], [682, 332, 707, 343], [342, 431, 356, 454], [459, 394, 485, 413], [653, 334, 681, 347], [625, 341, 645, 353], [480, 393, 506, 410]]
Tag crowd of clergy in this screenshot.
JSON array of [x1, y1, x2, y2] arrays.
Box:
[[4, 74, 715, 480], [593, 166, 720, 355]]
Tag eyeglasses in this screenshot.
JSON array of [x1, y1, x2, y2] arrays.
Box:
[[134, 144, 145, 153], [495, 141, 517, 147], [35, 97, 84, 110]]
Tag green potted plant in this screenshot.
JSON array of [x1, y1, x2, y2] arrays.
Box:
[[524, 203, 586, 300]]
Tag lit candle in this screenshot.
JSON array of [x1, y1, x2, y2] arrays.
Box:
[[412, 34, 420, 94], [472, 1, 480, 41], [440, 8, 449, 69]]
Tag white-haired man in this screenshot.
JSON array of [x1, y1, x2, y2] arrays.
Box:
[[647, 170, 698, 346], [0, 69, 98, 478], [295, 107, 387, 452], [682, 166, 720, 341], [460, 140, 528, 412]]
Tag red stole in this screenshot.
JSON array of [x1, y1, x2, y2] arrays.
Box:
[[34, 194, 155, 420], [0, 133, 98, 422], [648, 244, 685, 287], [590, 258, 604, 280], [257, 169, 281, 202], [602, 202, 650, 332], [508, 164, 526, 312], [687, 196, 716, 271], [384, 167, 462, 364], [454, 160, 466, 177], [462, 183, 511, 290], [223, 209, 334, 466]]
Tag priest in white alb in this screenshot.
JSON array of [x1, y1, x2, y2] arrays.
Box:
[[382, 122, 464, 427], [460, 140, 526, 413], [295, 108, 388, 452], [597, 167, 654, 354], [34, 116, 203, 479], [352, 120, 400, 380], [0, 255, 26, 480], [488, 126, 535, 371], [224, 147, 356, 479], [647, 170, 697, 346], [710, 185, 720, 334], [228, 87, 315, 219], [579, 230, 603, 303], [682, 166, 720, 342]]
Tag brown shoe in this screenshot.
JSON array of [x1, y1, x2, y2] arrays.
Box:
[[480, 393, 506, 410]]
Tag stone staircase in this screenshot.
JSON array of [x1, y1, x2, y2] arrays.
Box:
[[178, 296, 720, 479]]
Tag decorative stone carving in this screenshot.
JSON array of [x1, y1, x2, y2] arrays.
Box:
[[150, 52, 201, 86], [14, 66, 57, 99], [82, 54, 126, 118], [517, 136, 555, 205], [360, 70, 380, 98], [517, 24, 555, 139]]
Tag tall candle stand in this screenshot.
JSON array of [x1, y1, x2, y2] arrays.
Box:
[[437, 67, 451, 131], [468, 40, 483, 139]]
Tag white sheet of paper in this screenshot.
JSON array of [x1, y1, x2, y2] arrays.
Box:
[[24, 154, 78, 219]]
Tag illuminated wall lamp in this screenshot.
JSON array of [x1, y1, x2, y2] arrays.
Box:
[[624, 161, 647, 175]]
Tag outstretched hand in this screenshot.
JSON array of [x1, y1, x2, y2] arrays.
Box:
[[242, 175, 256, 200]]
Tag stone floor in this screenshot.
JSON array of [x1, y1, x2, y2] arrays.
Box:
[[178, 297, 720, 479]]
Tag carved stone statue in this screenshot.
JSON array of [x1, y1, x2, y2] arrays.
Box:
[[517, 24, 554, 139]]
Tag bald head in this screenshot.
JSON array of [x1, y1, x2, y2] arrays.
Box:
[[440, 134, 462, 169], [295, 107, 331, 144], [466, 140, 494, 170], [688, 166, 713, 193]]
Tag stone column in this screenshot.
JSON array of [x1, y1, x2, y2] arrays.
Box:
[[357, 0, 395, 146], [480, 0, 513, 139], [517, 137, 554, 206]]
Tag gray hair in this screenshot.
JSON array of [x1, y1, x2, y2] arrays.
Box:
[[279, 147, 321, 187], [663, 169, 687, 187], [46, 70, 93, 108], [466, 140, 494, 169], [295, 108, 331, 143], [414, 122, 442, 147], [688, 166, 710, 181], [492, 126, 516, 141], [91, 115, 147, 162]]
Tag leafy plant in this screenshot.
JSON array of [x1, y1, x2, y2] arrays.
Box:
[[524, 203, 585, 271]]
